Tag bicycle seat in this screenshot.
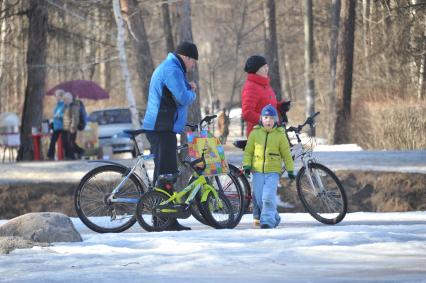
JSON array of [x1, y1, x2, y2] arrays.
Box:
[[123, 129, 146, 137], [233, 140, 247, 150], [156, 173, 179, 185]]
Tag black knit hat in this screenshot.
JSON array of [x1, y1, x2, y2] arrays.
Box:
[[175, 41, 199, 60], [244, 55, 267, 73]]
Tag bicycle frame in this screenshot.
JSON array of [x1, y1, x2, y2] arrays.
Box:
[[154, 174, 222, 208], [96, 154, 153, 204]]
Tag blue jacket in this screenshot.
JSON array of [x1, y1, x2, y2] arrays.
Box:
[[143, 53, 196, 133], [52, 101, 65, 130]]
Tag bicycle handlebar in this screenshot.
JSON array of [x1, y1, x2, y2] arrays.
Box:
[[286, 111, 320, 134], [181, 150, 207, 173], [186, 114, 217, 132]]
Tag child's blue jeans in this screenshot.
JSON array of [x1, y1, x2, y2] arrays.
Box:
[[252, 172, 281, 228]]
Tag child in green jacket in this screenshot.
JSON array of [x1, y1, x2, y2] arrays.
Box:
[[243, 104, 295, 229]]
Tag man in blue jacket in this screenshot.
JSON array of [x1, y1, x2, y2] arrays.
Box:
[[143, 41, 198, 231]]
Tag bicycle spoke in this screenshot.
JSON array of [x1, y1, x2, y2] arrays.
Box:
[[75, 165, 144, 233]]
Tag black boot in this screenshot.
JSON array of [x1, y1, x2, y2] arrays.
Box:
[[165, 220, 191, 231]]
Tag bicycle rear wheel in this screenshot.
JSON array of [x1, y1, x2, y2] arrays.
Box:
[[75, 165, 146, 233], [135, 191, 174, 232], [201, 190, 234, 229], [296, 162, 347, 225]]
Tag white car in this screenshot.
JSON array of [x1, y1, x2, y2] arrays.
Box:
[[89, 108, 149, 157]]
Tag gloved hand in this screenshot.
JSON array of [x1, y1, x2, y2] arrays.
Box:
[[243, 166, 251, 178], [287, 171, 295, 180]]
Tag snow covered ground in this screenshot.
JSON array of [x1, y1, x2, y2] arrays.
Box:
[[1, 212, 426, 283]]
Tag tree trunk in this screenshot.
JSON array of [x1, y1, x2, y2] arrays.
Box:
[[229, 0, 248, 114], [0, 0, 8, 112], [362, 0, 370, 76], [334, 0, 356, 144], [162, 2, 175, 52], [112, 0, 140, 142], [18, 0, 48, 161], [281, 43, 293, 100], [120, 0, 154, 110], [327, 0, 341, 144], [263, 0, 283, 100], [304, 0, 315, 136], [283, 51, 294, 100], [176, 0, 201, 125], [419, 13, 426, 99], [380, 1, 392, 84]]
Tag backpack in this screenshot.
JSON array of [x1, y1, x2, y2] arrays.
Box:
[[77, 100, 88, 130]]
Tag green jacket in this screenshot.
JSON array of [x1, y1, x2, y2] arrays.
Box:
[[243, 125, 294, 173]]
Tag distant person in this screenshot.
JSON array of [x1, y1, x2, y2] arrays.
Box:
[[47, 89, 65, 160], [241, 55, 278, 137], [217, 108, 230, 144], [242, 104, 294, 229], [142, 41, 198, 231], [61, 92, 76, 160], [69, 97, 85, 159]]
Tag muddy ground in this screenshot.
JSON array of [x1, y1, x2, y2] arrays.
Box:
[[0, 171, 425, 219]]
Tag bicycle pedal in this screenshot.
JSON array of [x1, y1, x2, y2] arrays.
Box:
[[153, 204, 191, 219]]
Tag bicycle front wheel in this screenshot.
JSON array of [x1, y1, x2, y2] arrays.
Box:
[[75, 165, 146, 233], [188, 172, 244, 228], [296, 162, 347, 225], [207, 173, 244, 228], [201, 190, 234, 229], [135, 191, 174, 232]]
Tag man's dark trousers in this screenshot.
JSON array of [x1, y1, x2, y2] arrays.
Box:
[[146, 131, 178, 185]]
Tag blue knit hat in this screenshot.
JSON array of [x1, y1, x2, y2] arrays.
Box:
[[261, 104, 278, 118], [260, 104, 278, 127]]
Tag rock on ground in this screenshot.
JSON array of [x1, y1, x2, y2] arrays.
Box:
[[0, 212, 82, 243], [0, 236, 48, 255]]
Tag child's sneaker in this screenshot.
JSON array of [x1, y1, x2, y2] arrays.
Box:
[[253, 219, 260, 228], [261, 224, 272, 229]]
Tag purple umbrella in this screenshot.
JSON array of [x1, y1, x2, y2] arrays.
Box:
[[46, 80, 109, 100]]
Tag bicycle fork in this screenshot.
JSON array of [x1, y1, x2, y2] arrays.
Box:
[[301, 159, 335, 212]]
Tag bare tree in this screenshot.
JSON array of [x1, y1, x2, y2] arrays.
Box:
[[18, 0, 48, 161], [112, 0, 139, 133], [327, 0, 341, 143], [334, 0, 356, 144], [228, 0, 248, 114], [162, 1, 174, 52], [418, 11, 425, 99], [304, 0, 315, 136], [263, 0, 282, 100], [120, 0, 154, 109], [175, 0, 201, 125], [362, 0, 370, 77]]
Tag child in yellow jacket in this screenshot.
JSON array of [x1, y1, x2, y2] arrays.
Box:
[[243, 104, 294, 229]]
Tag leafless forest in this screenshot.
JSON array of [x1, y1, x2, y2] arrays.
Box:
[[0, 0, 425, 160]]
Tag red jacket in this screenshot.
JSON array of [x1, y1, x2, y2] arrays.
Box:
[[241, 73, 278, 136]]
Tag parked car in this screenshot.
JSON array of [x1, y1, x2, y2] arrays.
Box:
[[88, 107, 149, 157]]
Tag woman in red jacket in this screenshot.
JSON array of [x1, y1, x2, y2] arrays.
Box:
[[241, 55, 278, 137]]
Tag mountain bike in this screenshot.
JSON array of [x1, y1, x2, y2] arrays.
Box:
[[233, 112, 348, 225], [74, 115, 244, 233], [135, 150, 234, 231]]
